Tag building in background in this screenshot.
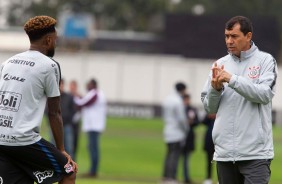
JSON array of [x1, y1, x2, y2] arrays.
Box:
[[58, 8, 95, 51]]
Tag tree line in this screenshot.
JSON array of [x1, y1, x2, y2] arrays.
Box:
[[6, 0, 282, 34]]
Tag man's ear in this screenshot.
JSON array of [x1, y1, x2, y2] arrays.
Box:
[[45, 35, 52, 46], [246, 32, 252, 41]]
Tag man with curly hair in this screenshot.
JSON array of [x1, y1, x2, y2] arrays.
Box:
[[0, 15, 77, 184]]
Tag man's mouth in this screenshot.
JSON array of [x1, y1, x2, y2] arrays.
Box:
[[228, 47, 235, 51]]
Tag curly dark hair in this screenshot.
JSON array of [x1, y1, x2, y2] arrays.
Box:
[[24, 15, 57, 41]]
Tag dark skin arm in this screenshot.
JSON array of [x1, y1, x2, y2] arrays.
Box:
[[47, 96, 78, 173]]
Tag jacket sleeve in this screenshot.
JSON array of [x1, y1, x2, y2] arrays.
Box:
[[201, 70, 223, 114], [228, 56, 277, 104]]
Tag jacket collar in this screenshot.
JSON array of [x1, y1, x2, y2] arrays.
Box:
[[229, 41, 257, 60]]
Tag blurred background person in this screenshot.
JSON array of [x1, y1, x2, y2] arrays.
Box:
[[60, 78, 77, 160], [161, 82, 188, 184], [202, 114, 216, 184], [74, 78, 107, 178], [69, 79, 81, 161], [69, 79, 81, 97], [182, 93, 199, 184]]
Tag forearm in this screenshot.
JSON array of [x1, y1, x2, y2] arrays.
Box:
[[223, 58, 276, 104], [48, 112, 65, 151], [47, 96, 65, 151], [201, 79, 222, 113], [229, 75, 275, 104]]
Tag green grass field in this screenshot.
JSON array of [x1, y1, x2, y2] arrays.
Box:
[[42, 117, 282, 184]]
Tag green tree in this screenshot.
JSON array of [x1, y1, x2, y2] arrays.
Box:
[[5, 0, 282, 33]]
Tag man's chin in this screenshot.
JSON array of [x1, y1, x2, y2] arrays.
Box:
[[228, 50, 238, 55]]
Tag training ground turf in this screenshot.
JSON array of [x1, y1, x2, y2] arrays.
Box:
[[41, 117, 282, 184]]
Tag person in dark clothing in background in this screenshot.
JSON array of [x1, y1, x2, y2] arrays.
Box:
[[182, 93, 199, 184], [202, 114, 216, 184], [69, 79, 81, 161], [60, 78, 77, 160]]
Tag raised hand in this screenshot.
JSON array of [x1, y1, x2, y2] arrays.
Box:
[[211, 62, 224, 91]]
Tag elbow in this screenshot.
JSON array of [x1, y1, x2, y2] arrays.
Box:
[[262, 92, 274, 105], [251, 92, 273, 105], [260, 98, 271, 105]]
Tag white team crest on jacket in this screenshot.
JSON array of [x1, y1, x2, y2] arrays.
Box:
[[248, 66, 260, 79]]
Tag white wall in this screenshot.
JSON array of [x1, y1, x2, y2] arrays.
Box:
[[54, 52, 210, 106], [54, 51, 282, 111], [55, 51, 282, 124], [0, 31, 29, 51]]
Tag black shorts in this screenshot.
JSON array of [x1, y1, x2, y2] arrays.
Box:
[[0, 138, 73, 184]]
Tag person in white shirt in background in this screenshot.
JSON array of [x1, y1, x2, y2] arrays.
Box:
[[74, 79, 107, 178], [161, 82, 189, 184]]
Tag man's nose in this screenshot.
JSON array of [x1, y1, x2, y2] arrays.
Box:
[[226, 37, 234, 44]]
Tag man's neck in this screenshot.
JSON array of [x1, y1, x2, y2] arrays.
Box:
[[29, 43, 46, 56]]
